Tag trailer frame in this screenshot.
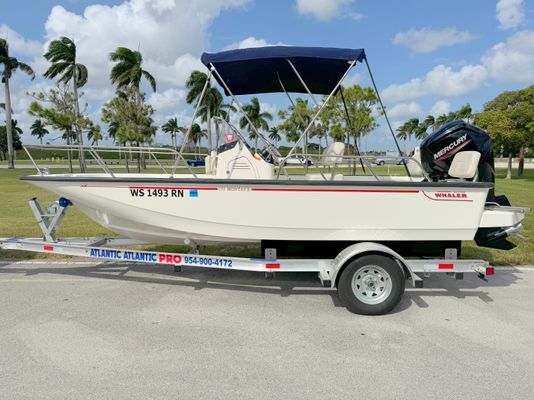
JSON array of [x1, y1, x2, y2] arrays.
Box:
[[0, 198, 495, 314]]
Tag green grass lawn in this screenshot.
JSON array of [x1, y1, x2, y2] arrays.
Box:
[[0, 167, 532, 264]]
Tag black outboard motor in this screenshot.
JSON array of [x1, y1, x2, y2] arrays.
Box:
[[420, 120, 515, 250], [419, 120, 499, 201]]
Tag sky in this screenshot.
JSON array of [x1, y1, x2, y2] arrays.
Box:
[[1, 0, 533, 150]]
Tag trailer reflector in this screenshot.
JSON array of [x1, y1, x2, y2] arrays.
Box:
[[43, 245, 54, 251], [438, 263, 454, 270], [266, 263, 280, 269]]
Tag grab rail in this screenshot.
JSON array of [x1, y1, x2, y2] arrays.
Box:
[[22, 144, 203, 178]]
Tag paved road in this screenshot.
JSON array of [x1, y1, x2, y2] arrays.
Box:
[[1, 261, 533, 400]]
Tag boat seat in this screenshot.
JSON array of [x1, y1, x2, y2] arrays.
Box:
[[407, 153, 423, 176], [448, 151, 480, 179], [321, 142, 345, 167]]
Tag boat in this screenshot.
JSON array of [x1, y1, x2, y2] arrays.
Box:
[[21, 46, 527, 257]]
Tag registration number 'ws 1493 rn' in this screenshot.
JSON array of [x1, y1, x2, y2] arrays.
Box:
[[129, 188, 184, 198]]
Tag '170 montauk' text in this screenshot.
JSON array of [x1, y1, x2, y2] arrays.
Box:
[[129, 188, 184, 198]]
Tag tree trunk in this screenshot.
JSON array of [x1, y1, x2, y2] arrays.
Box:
[[4, 77, 15, 169], [506, 153, 513, 179], [72, 74, 86, 172], [206, 106, 212, 152], [66, 130, 73, 173], [518, 145, 525, 177]]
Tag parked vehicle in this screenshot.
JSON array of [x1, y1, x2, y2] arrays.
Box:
[[283, 155, 314, 166], [186, 159, 205, 167], [374, 157, 404, 166]]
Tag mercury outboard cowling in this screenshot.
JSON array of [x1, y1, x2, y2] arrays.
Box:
[[420, 120, 494, 182]]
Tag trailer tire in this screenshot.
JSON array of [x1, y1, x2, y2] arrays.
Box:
[[338, 254, 404, 315]]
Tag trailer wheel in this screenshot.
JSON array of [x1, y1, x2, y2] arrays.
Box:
[[338, 255, 404, 315]]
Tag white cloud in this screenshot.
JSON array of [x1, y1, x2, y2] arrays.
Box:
[[43, 0, 249, 88], [222, 36, 286, 51], [148, 88, 186, 112], [482, 30, 534, 83], [296, 0, 361, 21], [429, 100, 451, 116], [496, 0, 525, 29], [381, 64, 487, 102], [387, 102, 423, 120], [393, 27, 475, 54], [0, 24, 43, 58]]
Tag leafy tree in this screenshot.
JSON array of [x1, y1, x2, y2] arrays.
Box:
[[278, 98, 316, 153], [1, 38, 35, 168], [43, 37, 88, 169], [0, 123, 22, 161], [29, 85, 92, 172], [101, 88, 156, 171], [101, 88, 156, 144], [30, 119, 49, 145], [476, 86, 534, 177], [239, 97, 272, 152]]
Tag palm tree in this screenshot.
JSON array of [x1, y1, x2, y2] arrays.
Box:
[[109, 47, 156, 101], [239, 97, 272, 152], [87, 124, 102, 145], [186, 70, 221, 151], [435, 114, 449, 128], [161, 117, 184, 149], [108, 121, 119, 144], [1, 38, 35, 168], [30, 119, 49, 145], [43, 37, 87, 151], [422, 115, 435, 132], [456, 104, 472, 123], [189, 123, 206, 157], [268, 126, 281, 143]]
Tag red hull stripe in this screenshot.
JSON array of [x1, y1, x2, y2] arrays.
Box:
[[438, 263, 454, 269], [251, 188, 419, 193]]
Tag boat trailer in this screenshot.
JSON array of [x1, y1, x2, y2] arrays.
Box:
[[0, 198, 495, 315]]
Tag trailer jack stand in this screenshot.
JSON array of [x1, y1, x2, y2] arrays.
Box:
[[28, 197, 70, 242]]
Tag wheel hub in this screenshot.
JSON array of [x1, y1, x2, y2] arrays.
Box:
[[351, 265, 393, 305]]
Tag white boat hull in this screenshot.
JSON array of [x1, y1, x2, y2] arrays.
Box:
[[24, 174, 495, 245]]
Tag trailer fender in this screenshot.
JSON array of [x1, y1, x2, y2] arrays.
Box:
[[330, 242, 414, 288]]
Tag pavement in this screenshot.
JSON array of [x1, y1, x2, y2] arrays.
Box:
[[1, 260, 534, 400]]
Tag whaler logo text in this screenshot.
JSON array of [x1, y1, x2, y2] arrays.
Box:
[[434, 134, 468, 160]]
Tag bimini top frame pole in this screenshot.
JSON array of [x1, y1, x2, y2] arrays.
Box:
[[279, 59, 357, 168], [179, 70, 212, 155], [209, 63, 282, 159]]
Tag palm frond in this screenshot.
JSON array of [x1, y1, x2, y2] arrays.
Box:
[[17, 61, 35, 80], [142, 70, 156, 92], [76, 64, 88, 87]]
